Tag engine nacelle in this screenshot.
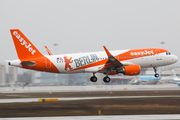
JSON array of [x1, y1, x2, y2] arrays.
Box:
[[121, 64, 140, 76]]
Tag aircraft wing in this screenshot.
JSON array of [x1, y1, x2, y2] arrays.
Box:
[[99, 46, 123, 72]]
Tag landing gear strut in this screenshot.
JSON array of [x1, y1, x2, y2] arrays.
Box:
[[153, 67, 159, 77]]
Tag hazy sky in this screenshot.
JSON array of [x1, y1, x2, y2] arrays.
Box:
[[0, 0, 180, 66]]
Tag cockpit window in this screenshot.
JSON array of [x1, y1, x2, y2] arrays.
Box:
[[166, 52, 171, 55]]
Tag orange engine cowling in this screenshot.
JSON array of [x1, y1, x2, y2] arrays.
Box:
[[123, 64, 141, 75]]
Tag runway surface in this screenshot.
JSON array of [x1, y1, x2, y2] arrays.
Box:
[[1, 114, 180, 120], [1, 85, 180, 119], [0, 95, 180, 103], [0, 84, 180, 93]]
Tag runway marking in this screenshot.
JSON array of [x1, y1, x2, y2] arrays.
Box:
[[1, 114, 180, 120], [0, 95, 180, 103]]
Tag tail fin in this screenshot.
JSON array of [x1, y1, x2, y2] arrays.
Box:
[[10, 29, 43, 60], [172, 69, 179, 79], [45, 46, 53, 55], [158, 67, 162, 77]]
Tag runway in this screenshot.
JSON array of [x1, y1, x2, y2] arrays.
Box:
[[1, 84, 180, 118], [1, 114, 180, 120], [0, 95, 180, 103], [0, 84, 179, 93]]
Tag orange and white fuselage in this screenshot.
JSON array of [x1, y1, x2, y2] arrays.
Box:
[[8, 29, 178, 82], [45, 49, 175, 73]]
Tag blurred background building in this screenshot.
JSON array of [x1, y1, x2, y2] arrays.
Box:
[[32, 72, 89, 86], [0, 64, 5, 86], [8, 66, 17, 87]]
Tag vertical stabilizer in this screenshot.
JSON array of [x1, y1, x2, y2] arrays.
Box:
[[158, 67, 162, 77], [172, 69, 179, 80], [10, 29, 43, 60]]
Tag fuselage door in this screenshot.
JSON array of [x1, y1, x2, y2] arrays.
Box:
[[45, 58, 51, 68]]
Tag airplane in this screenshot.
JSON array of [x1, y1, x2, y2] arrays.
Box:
[[172, 69, 180, 86], [8, 29, 178, 83], [130, 67, 162, 85]]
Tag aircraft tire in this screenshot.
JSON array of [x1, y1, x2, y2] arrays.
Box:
[[154, 73, 159, 77], [103, 76, 111, 83], [90, 76, 97, 82]]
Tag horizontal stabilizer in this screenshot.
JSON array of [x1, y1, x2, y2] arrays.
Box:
[[21, 61, 36, 66]]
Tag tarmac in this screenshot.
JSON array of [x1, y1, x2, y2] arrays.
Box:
[[0, 84, 180, 93], [1, 95, 180, 103], [1, 84, 180, 119], [1, 114, 180, 120]]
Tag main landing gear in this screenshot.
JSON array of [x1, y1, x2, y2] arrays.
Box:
[[90, 73, 97, 82], [90, 76, 97, 82], [103, 76, 111, 83], [153, 67, 159, 77], [90, 73, 111, 83]]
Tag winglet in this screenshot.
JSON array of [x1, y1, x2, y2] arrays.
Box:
[[45, 46, 53, 55], [103, 46, 112, 57]]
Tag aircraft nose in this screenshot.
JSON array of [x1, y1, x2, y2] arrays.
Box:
[[172, 55, 178, 63]]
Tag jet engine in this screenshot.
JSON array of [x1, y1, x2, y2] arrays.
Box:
[[116, 64, 141, 76]]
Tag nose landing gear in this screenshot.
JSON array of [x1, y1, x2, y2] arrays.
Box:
[[153, 67, 159, 77]]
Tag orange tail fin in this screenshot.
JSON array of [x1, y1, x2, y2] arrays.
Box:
[[10, 29, 43, 60]]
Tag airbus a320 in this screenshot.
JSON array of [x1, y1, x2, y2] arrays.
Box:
[[8, 29, 178, 83]]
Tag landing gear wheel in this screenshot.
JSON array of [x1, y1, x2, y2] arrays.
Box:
[[103, 76, 111, 83], [154, 73, 159, 77], [90, 76, 97, 82]]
